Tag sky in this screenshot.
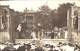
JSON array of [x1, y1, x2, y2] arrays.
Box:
[[0, 0, 80, 12]]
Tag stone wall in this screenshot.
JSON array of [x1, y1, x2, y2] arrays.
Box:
[[0, 32, 10, 43]]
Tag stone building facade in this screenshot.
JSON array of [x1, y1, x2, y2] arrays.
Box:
[[0, 5, 10, 43], [78, 7, 80, 32], [0, 5, 21, 43], [17, 10, 35, 39], [67, 5, 80, 43]]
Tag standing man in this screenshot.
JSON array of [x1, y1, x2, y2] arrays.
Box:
[[31, 31, 37, 40], [17, 24, 22, 39], [17, 24, 22, 32]]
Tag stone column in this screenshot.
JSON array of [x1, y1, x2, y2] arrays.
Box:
[[6, 8, 11, 41], [71, 6, 75, 31], [6, 14, 10, 32], [67, 8, 73, 43], [0, 15, 2, 29]]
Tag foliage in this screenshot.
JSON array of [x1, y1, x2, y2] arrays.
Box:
[[35, 5, 54, 31], [57, 3, 74, 27], [35, 3, 74, 31]]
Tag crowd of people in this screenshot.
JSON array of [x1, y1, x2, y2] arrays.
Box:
[[0, 41, 80, 51], [17, 24, 68, 39]]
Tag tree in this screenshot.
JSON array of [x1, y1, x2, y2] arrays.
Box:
[[50, 9, 59, 27], [35, 5, 55, 31], [57, 3, 74, 27]]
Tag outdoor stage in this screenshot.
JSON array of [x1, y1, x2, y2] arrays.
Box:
[[15, 39, 67, 45]]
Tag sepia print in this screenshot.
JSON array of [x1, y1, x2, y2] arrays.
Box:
[[0, 0, 80, 51]]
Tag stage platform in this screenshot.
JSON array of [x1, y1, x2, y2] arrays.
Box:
[[15, 39, 67, 45]]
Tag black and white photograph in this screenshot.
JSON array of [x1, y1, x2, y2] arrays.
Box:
[[0, 0, 80, 51]]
